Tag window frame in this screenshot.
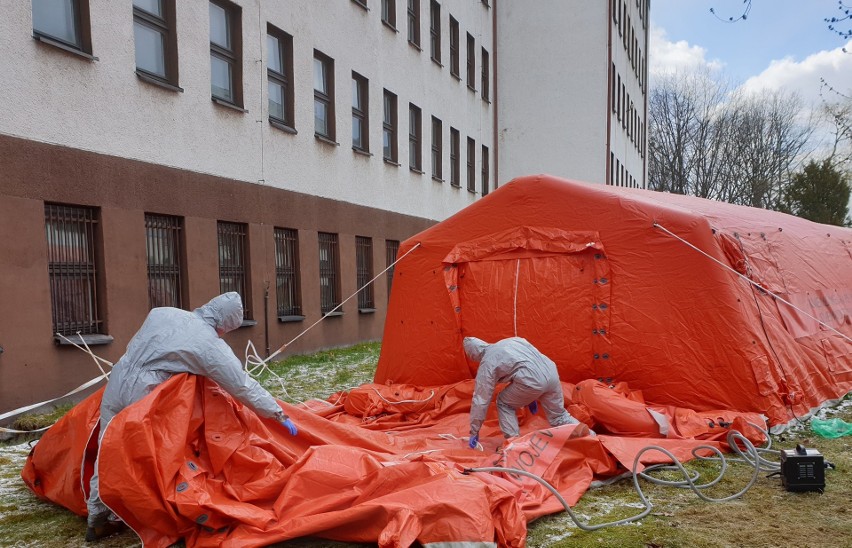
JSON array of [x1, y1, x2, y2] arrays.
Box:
[[217, 220, 252, 321], [481, 144, 489, 195], [408, 103, 422, 171], [385, 239, 400, 302], [318, 232, 341, 315], [352, 71, 370, 153], [466, 32, 476, 90], [209, 0, 243, 108], [449, 16, 459, 78], [133, 0, 179, 89], [313, 49, 336, 141], [274, 227, 303, 320], [45, 203, 105, 338], [144, 213, 185, 310], [429, 0, 441, 65], [356, 236, 375, 311], [450, 127, 460, 187], [431, 116, 443, 180], [381, 0, 397, 30], [267, 24, 295, 131], [466, 136, 476, 192], [32, 0, 94, 57], [383, 89, 398, 163], [407, 0, 420, 47], [481, 47, 489, 101]]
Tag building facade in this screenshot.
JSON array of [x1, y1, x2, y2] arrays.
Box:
[[0, 0, 648, 415]]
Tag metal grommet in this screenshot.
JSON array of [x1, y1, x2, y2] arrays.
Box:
[[600, 329, 607, 335], [176, 482, 188, 492], [599, 277, 608, 284], [593, 353, 600, 359], [602, 354, 609, 360], [600, 303, 608, 310], [187, 461, 198, 471], [196, 514, 209, 524], [592, 304, 598, 310]]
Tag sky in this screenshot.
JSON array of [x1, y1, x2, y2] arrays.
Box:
[[650, 0, 852, 106]]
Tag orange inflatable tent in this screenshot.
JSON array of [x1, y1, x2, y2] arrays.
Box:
[[376, 174, 852, 431]]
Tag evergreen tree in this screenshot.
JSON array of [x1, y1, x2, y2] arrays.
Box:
[[781, 159, 851, 226]]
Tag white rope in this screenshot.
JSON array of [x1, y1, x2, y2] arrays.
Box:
[[244, 242, 423, 369], [653, 223, 852, 344], [513, 258, 520, 337]]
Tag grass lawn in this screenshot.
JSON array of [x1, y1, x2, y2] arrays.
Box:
[[1, 341, 850, 547]]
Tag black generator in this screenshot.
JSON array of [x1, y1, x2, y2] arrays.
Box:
[[780, 444, 825, 493]]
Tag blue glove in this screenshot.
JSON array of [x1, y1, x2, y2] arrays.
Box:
[[281, 418, 298, 436], [528, 401, 539, 415], [468, 433, 479, 449]]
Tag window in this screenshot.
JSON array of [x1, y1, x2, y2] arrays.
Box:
[[429, 0, 441, 64], [450, 127, 460, 186], [409, 103, 422, 171], [45, 204, 102, 336], [356, 236, 374, 310], [32, 0, 92, 55], [145, 213, 184, 309], [466, 137, 476, 192], [318, 232, 340, 314], [217, 221, 250, 320], [209, 0, 242, 107], [133, 0, 178, 88], [386, 239, 399, 301], [431, 116, 442, 179], [466, 33, 475, 89], [481, 145, 489, 195], [449, 16, 459, 77], [381, 0, 396, 29], [383, 89, 398, 163], [274, 228, 302, 318], [407, 0, 420, 47], [352, 72, 369, 152], [481, 47, 489, 100], [267, 25, 294, 129], [314, 50, 335, 140]]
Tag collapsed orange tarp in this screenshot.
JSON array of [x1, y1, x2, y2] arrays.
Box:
[[23, 374, 766, 547], [375, 175, 852, 430]]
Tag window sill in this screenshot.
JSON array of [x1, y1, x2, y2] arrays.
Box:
[[431, 58, 443, 68], [33, 34, 98, 61], [55, 334, 113, 346], [467, 84, 477, 93], [212, 97, 247, 113], [451, 72, 461, 81], [352, 0, 369, 11], [270, 118, 297, 134], [383, 158, 401, 167], [240, 319, 257, 328], [382, 20, 399, 33], [358, 307, 376, 314], [278, 315, 305, 323], [136, 70, 183, 92], [467, 187, 478, 194], [315, 134, 340, 147], [353, 147, 372, 157], [482, 96, 491, 104], [323, 310, 344, 317], [410, 166, 424, 175], [409, 41, 422, 51], [432, 175, 444, 183], [450, 182, 461, 189]]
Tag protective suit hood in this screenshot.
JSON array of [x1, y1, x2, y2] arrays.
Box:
[[194, 292, 243, 334], [463, 337, 489, 362]]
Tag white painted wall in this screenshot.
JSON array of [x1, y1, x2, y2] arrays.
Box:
[[0, 0, 494, 222]]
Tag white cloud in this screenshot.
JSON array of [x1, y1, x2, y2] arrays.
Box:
[[649, 24, 725, 77], [740, 41, 852, 106]]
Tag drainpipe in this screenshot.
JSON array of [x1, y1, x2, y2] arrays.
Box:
[[264, 282, 270, 357], [492, 0, 499, 188]]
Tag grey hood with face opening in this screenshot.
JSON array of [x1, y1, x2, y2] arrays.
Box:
[[194, 291, 244, 333]]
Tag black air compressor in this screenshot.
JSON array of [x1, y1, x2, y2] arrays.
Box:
[[780, 444, 825, 493]]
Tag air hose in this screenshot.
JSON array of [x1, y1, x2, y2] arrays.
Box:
[[463, 425, 778, 531]]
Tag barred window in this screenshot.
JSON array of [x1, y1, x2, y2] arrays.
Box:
[[356, 236, 374, 310], [217, 221, 250, 320], [145, 213, 183, 309], [318, 232, 340, 314], [274, 227, 302, 318], [45, 203, 102, 336], [386, 239, 399, 301]]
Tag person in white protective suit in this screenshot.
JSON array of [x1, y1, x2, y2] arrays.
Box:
[[464, 336, 579, 449], [85, 292, 297, 542]]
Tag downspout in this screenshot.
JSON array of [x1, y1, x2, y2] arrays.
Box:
[[605, 0, 613, 186], [264, 282, 270, 357], [492, 0, 499, 189], [642, 0, 650, 188]]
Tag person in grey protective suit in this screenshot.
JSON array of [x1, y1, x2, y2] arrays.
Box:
[[85, 292, 296, 542], [464, 336, 578, 449]]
